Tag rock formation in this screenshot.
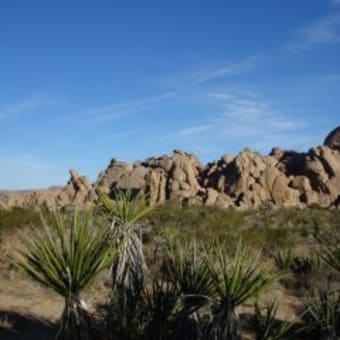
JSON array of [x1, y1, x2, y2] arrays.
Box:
[[324, 126, 340, 150], [1, 127, 340, 210]]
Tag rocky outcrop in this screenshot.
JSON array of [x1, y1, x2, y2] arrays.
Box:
[[57, 169, 96, 206], [0, 170, 95, 210], [203, 149, 300, 209], [95, 150, 205, 204], [324, 126, 340, 150], [1, 127, 340, 210]]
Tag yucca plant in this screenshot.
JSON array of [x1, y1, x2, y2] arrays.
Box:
[[272, 248, 295, 272], [16, 210, 114, 340], [164, 241, 214, 311], [253, 300, 297, 340], [97, 188, 155, 328], [204, 243, 279, 340], [319, 240, 340, 273], [98, 188, 154, 225], [303, 289, 340, 339], [142, 276, 183, 340], [162, 242, 215, 339]]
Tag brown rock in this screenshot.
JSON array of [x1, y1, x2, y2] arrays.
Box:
[[324, 126, 340, 150]]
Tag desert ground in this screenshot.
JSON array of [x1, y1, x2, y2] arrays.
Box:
[[0, 205, 339, 339]]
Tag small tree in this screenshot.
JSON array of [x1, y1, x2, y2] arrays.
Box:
[[16, 210, 113, 340]]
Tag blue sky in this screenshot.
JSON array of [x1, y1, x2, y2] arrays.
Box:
[[1, 0, 340, 189]]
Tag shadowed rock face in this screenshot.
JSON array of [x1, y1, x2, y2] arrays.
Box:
[[324, 126, 340, 150], [1, 127, 340, 210]]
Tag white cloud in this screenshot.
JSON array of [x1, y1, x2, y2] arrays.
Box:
[[288, 14, 340, 49]]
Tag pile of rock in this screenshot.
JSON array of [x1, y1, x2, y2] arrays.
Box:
[[1, 126, 340, 210]]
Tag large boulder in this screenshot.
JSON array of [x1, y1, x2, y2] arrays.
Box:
[[56, 169, 95, 206], [95, 150, 204, 204], [203, 149, 300, 208], [324, 126, 340, 150]]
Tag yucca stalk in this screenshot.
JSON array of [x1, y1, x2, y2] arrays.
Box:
[[204, 243, 279, 340], [253, 300, 297, 340], [16, 210, 113, 340], [97, 188, 154, 320]]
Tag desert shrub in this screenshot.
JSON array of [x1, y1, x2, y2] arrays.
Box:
[[148, 204, 246, 244], [0, 207, 45, 234], [241, 226, 295, 250]]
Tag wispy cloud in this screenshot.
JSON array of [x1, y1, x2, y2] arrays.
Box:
[[165, 56, 259, 89], [331, 0, 340, 6], [169, 90, 314, 154], [194, 56, 258, 84], [98, 128, 142, 143], [86, 91, 177, 123], [288, 14, 340, 49], [84, 55, 258, 125], [173, 124, 213, 137], [0, 95, 42, 120]]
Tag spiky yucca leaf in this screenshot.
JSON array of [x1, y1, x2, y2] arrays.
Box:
[[253, 300, 297, 340], [303, 289, 340, 339], [208, 244, 279, 307], [164, 241, 214, 312], [98, 187, 151, 310], [141, 274, 203, 340], [320, 241, 340, 273], [16, 210, 114, 340], [204, 243, 279, 340], [97, 188, 155, 225], [272, 248, 295, 272]]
